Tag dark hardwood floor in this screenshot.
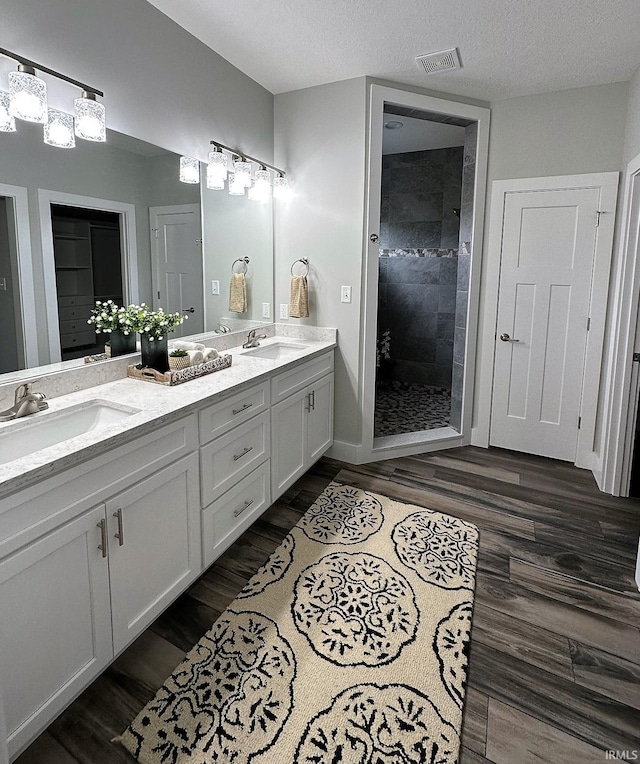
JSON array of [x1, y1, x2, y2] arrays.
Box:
[[15, 446, 640, 764]]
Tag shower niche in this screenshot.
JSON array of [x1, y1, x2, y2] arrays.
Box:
[[374, 108, 478, 440]]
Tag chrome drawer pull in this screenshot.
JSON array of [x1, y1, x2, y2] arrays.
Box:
[[97, 519, 108, 558], [113, 508, 124, 546], [233, 445, 253, 461], [232, 402, 253, 415], [234, 499, 254, 517]]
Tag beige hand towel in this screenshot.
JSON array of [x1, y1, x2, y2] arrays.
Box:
[[289, 274, 309, 318], [186, 349, 204, 366], [202, 347, 219, 361], [229, 273, 247, 313]]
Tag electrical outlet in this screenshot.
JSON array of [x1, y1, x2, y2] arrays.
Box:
[[0, 277, 6, 291], [262, 302, 271, 319], [279, 303, 289, 320], [211, 280, 220, 295], [341, 285, 352, 303]]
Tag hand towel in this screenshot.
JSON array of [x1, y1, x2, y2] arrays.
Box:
[[202, 347, 219, 361], [289, 274, 309, 318], [229, 273, 247, 313], [186, 350, 204, 366], [171, 340, 205, 351]]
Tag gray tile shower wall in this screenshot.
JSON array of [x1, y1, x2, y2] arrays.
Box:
[[378, 252, 458, 389], [380, 147, 463, 250]]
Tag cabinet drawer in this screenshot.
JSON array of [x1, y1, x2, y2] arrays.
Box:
[[57, 295, 94, 308], [202, 461, 271, 568], [271, 352, 334, 404], [200, 411, 270, 505], [60, 318, 92, 335], [61, 330, 96, 349], [59, 305, 92, 321], [199, 381, 269, 444]]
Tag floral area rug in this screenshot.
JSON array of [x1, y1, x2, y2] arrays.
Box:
[[116, 481, 479, 763]]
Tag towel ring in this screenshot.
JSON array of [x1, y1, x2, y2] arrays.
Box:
[[232, 257, 250, 274], [291, 257, 310, 277]]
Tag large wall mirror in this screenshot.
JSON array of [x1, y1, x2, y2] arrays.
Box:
[[0, 121, 274, 379]]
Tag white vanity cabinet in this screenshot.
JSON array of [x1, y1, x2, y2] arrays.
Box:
[[271, 353, 334, 499], [0, 416, 200, 760]]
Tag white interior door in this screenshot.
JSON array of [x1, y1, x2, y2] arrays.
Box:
[[150, 204, 203, 336], [491, 187, 601, 461]]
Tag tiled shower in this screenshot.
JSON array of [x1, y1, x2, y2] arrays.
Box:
[[375, 124, 476, 438]]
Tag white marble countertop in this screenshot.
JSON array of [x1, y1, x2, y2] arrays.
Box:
[[0, 334, 336, 499]]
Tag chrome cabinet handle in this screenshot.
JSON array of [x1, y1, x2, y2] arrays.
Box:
[[233, 445, 253, 462], [232, 402, 253, 415], [234, 499, 254, 518], [310, 390, 315, 410], [500, 333, 520, 343], [305, 393, 311, 412], [97, 519, 108, 558], [113, 508, 124, 546]]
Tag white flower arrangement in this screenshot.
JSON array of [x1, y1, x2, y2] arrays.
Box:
[[87, 300, 134, 334]]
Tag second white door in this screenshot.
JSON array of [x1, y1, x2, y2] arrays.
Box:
[[490, 185, 602, 461]]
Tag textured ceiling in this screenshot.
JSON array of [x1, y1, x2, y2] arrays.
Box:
[[144, 0, 640, 100]]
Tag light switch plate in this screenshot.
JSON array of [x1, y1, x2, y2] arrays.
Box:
[[279, 303, 289, 320], [211, 280, 220, 295], [262, 302, 271, 318], [341, 285, 352, 303]]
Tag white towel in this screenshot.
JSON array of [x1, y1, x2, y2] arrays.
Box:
[[202, 347, 219, 361], [171, 340, 205, 351], [186, 350, 204, 366]]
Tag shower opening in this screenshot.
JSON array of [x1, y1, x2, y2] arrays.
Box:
[[374, 106, 477, 440]]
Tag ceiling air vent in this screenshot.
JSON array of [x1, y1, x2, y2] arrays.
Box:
[[415, 48, 461, 75]]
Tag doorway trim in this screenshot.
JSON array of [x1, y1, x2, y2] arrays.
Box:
[[0, 183, 39, 368], [475, 172, 619, 469], [359, 83, 490, 463], [38, 189, 138, 363], [598, 152, 640, 495]]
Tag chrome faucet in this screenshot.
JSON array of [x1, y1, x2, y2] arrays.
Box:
[[0, 382, 49, 422], [242, 329, 267, 349]]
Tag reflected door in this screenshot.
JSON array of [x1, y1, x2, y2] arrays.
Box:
[[150, 204, 203, 336], [490, 187, 600, 461]]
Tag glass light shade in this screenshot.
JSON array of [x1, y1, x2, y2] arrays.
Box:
[[74, 94, 106, 142], [179, 156, 200, 184], [228, 172, 245, 196], [0, 92, 16, 132], [207, 150, 228, 180], [206, 163, 225, 190], [249, 169, 271, 203], [233, 159, 252, 188], [273, 174, 290, 200], [9, 69, 47, 123], [44, 109, 75, 148]]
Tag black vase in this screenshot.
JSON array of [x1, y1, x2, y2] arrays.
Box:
[[109, 329, 136, 357], [140, 335, 169, 372]]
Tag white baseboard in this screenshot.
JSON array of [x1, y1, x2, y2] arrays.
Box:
[[326, 440, 362, 464]]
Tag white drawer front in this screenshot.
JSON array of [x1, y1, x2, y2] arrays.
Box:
[[202, 461, 271, 568], [200, 410, 270, 505], [271, 352, 334, 404], [199, 381, 269, 444]]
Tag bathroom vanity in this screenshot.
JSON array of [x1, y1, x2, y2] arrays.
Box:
[[0, 330, 335, 761]]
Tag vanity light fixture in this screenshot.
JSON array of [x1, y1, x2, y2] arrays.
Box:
[[0, 92, 16, 132], [44, 108, 75, 148], [249, 167, 271, 203], [233, 156, 252, 188], [179, 156, 200, 184], [206, 162, 225, 190], [0, 47, 105, 148], [207, 147, 228, 184], [228, 171, 246, 196], [273, 172, 290, 200]]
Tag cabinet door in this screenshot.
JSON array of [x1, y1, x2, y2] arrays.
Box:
[[0, 505, 112, 759], [107, 454, 201, 654], [308, 373, 334, 464], [271, 386, 308, 499]]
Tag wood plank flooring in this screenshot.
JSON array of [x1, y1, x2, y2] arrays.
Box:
[[15, 446, 640, 764]]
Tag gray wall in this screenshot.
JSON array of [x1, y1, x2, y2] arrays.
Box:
[[380, 147, 463, 249], [0, 199, 20, 373], [623, 66, 640, 165]]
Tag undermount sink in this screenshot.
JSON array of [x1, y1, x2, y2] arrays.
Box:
[[242, 342, 309, 361], [0, 399, 140, 466]]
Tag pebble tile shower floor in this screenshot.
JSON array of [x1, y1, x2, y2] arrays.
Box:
[[374, 382, 452, 436]]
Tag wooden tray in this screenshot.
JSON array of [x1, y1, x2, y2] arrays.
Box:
[[127, 354, 232, 386]]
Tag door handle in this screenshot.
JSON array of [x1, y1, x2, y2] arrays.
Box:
[[183, 307, 195, 313], [113, 508, 124, 546], [500, 333, 520, 343]]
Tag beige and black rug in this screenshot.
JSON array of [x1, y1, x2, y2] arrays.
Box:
[[117, 481, 479, 763]]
